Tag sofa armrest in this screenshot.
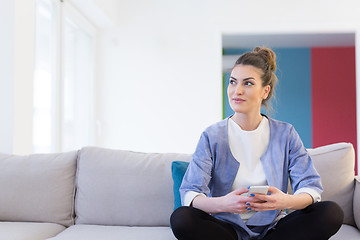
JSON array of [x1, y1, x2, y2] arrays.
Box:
[[354, 176, 360, 230]]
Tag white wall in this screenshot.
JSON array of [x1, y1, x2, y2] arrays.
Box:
[[70, 0, 119, 28], [91, 0, 119, 26], [96, 1, 223, 153], [12, 0, 35, 154], [0, 0, 35, 155], [0, 0, 14, 154], [95, 0, 360, 154]]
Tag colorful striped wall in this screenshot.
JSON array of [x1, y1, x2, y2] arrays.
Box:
[[223, 47, 357, 174]]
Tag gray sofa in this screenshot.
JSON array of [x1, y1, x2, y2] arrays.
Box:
[[0, 142, 359, 240]]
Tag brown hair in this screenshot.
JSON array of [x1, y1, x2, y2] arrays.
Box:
[[234, 46, 278, 111]]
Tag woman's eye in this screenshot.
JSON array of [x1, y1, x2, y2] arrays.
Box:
[[229, 79, 236, 85], [244, 81, 254, 86]]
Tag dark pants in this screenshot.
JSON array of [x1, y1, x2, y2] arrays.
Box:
[[170, 201, 344, 240]]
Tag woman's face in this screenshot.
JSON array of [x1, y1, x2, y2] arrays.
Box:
[[227, 64, 270, 115]]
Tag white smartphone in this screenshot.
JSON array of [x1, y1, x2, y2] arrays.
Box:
[[247, 186, 269, 196]]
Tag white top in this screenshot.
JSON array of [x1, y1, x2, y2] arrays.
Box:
[[228, 117, 269, 190], [183, 116, 320, 221], [228, 117, 269, 221]]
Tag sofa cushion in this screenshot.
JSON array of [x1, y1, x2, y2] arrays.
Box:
[[47, 225, 177, 240], [171, 161, 190, 210], [308, 142, 355, 226], [354, 176, 360, 230], [328, 224, 360, 240], [0, 151, 78, 227], [75, 147, 191, 226], [0, 221, 66, 240]]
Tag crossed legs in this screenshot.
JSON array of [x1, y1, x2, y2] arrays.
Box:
[[170, 201, 343, 240]]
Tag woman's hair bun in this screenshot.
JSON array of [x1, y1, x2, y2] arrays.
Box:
[[253, 46, 276, 72]]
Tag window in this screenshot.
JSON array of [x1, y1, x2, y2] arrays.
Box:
[[33, 0, 58, 153], [62, 4, 96, 151], [33, 0, 96, 153]]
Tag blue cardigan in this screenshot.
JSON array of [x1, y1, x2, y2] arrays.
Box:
[[179, 116, 323, 239]]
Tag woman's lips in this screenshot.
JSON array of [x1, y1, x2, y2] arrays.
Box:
[[233, 98, 245, 104]]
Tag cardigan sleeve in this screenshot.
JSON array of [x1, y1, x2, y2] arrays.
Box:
[[183, 191, 207, 206], [294, 187, 321, 202], [287, 126, 323, 197], [179, 131, 214, 206]]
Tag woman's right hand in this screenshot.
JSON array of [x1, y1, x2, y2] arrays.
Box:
[[219, 188, 254, 214], [192, 188, 254, 214]]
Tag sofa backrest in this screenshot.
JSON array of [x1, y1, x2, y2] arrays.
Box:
[[75, 143, 355, 227], [75, 147, 191, 226], [0, 151, 78, 227], [0, 142, 353, 228], [308, 142, 355, 226]]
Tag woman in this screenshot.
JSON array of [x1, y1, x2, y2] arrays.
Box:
[[170, 47, 344, 240]]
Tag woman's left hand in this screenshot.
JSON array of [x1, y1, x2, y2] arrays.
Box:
[[246, 186, 291, 211], [246, 186, 314, 211]]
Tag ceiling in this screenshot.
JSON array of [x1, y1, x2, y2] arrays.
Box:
[[222, 33, 355, 48]]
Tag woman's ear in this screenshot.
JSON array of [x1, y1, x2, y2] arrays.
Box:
[[263, 85, 271, 99]]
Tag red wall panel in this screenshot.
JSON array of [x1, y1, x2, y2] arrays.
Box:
[[311, 47, 357, 174]]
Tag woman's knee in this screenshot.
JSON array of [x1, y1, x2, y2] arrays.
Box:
[[170, 206, 237, 240], [170, 207, 198, 233], [322, 201, 344, 227], [308, 201, 344, 230]]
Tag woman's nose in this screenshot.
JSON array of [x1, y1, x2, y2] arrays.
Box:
[[235, 84, 244, 95]]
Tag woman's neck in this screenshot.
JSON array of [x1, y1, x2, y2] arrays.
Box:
[[231, 113, 263, 131]]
